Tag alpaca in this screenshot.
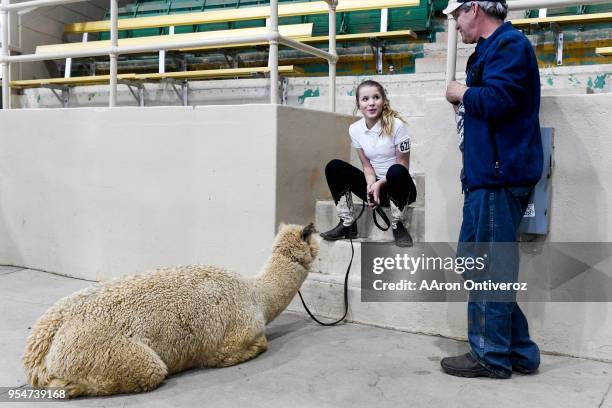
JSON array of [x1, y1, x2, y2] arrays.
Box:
[[22, 223, 318, 398]]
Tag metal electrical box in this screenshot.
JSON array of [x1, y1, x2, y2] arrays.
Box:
[[519, 127, 554, 235]]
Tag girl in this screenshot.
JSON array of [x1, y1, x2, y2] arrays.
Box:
[[321, 80, 417, 247]]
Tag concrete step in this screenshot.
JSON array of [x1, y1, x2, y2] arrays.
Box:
[[315, 199, 425, 244], [435, 30, 539, 47], [422, 41, 476, 55], [287, 271, 466, 338], [303, 94, 429, 117], [541, 87, 589, 95], [311, 238, 364, 278], [288, 73, 455, 105], [289, 64, 611, 105], [19, 64, 612, 109], [415, 56, 470, 73], [431, 23, 608, 51], [431, 31, 450, 45], [311, 223, 423, 278], [432, 31, 478, 46]]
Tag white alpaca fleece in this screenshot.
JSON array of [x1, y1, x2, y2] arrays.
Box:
[[22, 223, 318, 398]]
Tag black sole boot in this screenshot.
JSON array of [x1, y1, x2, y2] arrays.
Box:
[[441, 353, 511, 379], [320, 221, 358, 240], [392, 221, 413, 247]]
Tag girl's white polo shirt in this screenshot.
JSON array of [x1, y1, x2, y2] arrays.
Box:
[[349, 117, 410, 179]]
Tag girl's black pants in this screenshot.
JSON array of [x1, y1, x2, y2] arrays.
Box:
[[325, 159, 417, 210]]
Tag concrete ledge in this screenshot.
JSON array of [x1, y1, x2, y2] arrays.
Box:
[[303, 95, 429, 117], [315, 203, 425, 243], [288, 271, 468, 339], [415, 57, 470, 74], [289, 271, 612, 362], [0, 105, 353, 280]]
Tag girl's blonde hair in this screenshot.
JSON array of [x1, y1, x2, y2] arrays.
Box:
[[354, 80, 406, 137]]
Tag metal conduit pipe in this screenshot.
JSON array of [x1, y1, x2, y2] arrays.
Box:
[[445, 16, 458, 86], [109, 0, 118, 107], [1, 0, 9, 108], [0, 34, 276, 63], [269, 0, 279, 104], [278, 37, 336, 62], [328, 0, 338, 112], [0, 0, 88, 11]]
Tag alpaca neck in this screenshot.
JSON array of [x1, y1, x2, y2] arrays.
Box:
[[254, 254, 309, 324]]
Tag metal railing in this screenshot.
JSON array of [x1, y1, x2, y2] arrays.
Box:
[[0, 0, 339, 110], [445, 0, 612, 85]]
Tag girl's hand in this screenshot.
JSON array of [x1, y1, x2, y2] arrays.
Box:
[[369, 181, 383, 208], [366, 183, 376, 209]]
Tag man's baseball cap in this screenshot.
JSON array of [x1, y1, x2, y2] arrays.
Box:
[[442, 0, 505, 15]]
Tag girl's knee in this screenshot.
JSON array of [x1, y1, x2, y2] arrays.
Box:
[[326, 159, 345, 171], [386, 164, 409, 181], [325, 159, 349, 177]]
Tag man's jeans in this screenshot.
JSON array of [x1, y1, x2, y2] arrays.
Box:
[[458, 187, 540, 377]]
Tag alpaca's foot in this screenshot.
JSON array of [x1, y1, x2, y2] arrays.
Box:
[[211, 335, 268, 368], [47, 378, 86, 399]]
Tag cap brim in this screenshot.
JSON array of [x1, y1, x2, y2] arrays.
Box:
[[442, 1, 462, 14]]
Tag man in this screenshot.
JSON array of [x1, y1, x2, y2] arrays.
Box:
[[442, 0, 543, 378]]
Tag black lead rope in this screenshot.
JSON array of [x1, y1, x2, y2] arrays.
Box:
[[298, 201, 390, 326], [373, 206, 391, 232]]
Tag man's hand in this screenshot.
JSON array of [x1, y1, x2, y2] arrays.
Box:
[[446, 81, 468, 104]]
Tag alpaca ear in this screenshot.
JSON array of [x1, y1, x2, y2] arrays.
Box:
[[301, 223, 315, 241]]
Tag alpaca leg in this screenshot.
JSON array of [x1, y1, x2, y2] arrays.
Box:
[[47, 329, 168, 398], [211, 334, 268, 368], [106, 337, 169, 395]]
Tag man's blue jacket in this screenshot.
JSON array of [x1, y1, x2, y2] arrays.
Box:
[[462, 21, 543, 190]]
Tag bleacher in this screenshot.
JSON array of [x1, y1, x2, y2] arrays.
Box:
[[8, 0, 612, 107], [511, 4, 612, 66], [21, 0, 429, 80]]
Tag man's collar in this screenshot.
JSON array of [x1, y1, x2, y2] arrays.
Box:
[[475, 21, 513, 52]]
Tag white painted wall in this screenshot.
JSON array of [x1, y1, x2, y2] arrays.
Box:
[[421, 93, 612, 361], [423, 93, 612, 242], [0, 105, 350, 281], [276, 106, 353, 226]]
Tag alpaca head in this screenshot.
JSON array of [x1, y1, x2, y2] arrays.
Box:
[[272, 223, 319, 269]]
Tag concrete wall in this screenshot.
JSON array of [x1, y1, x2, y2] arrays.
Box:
[[0, 105, 350, 281], [422, 93, 612, 361], [276, 107, 352, 226], [424, 93, 612, 242], [1, 95, 610, 360]]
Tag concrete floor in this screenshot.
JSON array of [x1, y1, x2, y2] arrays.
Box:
[[1, 266, 611, 408]]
